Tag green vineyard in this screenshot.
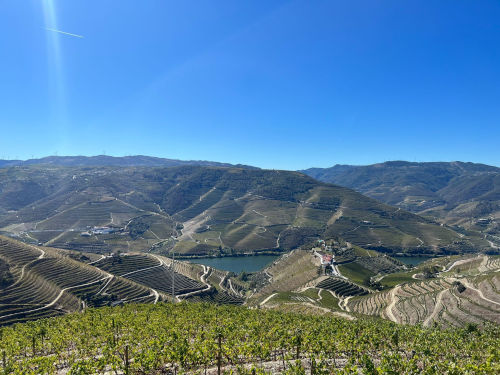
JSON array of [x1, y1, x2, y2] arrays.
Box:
[[0, 303, 498, 374], [93, 254, 205, 296]]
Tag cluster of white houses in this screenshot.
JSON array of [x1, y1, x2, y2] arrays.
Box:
[[81, 226, 119, 237]]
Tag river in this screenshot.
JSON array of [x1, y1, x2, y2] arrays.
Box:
[[392, 255, 433, 266], [188, 255, 280, 273]]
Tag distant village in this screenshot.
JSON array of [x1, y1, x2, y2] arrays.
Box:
[[80, 226, 122, 237], [312, 239, 346, 278]]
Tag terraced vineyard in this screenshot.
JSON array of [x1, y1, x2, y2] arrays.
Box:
[[127, 267, 204, 296], [186, 288, 245, 305], [0, 237, 199, 325], [1, 235, 277, 328], [346, 255, 500, 327], [250, 250, 320, 304], [316, 277, 369, 297], [47, 240, 111, 254], [302, 161, 500, 239], [93, 254, 160, 275], [0, 248, 81, 323], [92, 254, 205, 296], [34, 199, 142, 231], [347, 279, 454, 324], [2, 228, 499, 334]]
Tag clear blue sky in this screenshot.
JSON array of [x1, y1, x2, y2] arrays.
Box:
[[0, 1, 499, 169]]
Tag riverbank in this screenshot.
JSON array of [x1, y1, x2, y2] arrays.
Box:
[[174, 249, 285, 260]]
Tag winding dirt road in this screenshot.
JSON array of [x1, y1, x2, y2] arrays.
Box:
[[9, 245, 45, 288], [423, 289, 447, 327], [462, 280, 500, 306], [385, 286, 401, 322], [260, 293, 277, 306], [176, 265, 211, 300]]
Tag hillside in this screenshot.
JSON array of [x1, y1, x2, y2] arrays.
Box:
[[1, 233, 499, 334], [0, 165, 488, 256], [346, 254, 500, 327], [0, 235, 255, 326], [302, 161, 500, 241], [0, 236, 215, 325], [0, 236, 146, 325], [251, 244, 500, 328]]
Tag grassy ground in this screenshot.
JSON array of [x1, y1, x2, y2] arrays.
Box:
[[379, 270, 418, 288], [173, 240, 198, 254], [301, 288, 321, 300], [318, 288, 340, 310], [352, 246, 379, 257], [263, 288, 341, 313], [338, 262, 375, 286]]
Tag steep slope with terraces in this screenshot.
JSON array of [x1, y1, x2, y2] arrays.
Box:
[[346, 254, 500, 327], [248, 243, 500, 328], [0, 236, 229, 325], [0, 165, 488, 256], [302, 161, 500, 240], [2, 233, 499, 329], [0, 236, 160, 325]]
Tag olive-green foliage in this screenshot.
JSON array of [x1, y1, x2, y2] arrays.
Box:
[[0, 259, 13, 287], [0, 303, 498, 374], [337, 262, 375, 287], [128, 219, 149, 240]]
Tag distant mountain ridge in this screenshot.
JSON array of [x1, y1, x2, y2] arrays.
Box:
[[302, 161, 500, 237], [0, 155, 255, 169], [303, 161, 499, 183]]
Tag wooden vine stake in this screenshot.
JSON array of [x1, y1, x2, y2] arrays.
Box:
[[217, 333, 222, 375], [124, 345, 129, 375], [296, 335, 301, 360]]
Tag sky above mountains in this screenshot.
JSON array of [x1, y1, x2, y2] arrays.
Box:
[[0, 0, 499, 169]]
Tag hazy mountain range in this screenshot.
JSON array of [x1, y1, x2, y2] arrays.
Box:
[[0, 155, 253, 169], [302, 161, 500, 237]]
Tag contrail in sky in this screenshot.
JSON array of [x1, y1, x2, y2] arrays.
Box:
[[46, 27, 84, 39]]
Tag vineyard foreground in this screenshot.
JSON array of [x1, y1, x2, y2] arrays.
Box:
[[0, 302, 498, 374]]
